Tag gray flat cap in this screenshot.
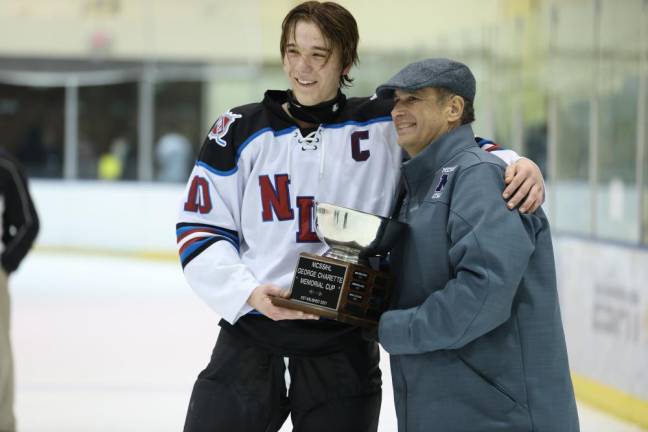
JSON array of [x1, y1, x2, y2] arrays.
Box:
[[376, 58, 476, 101]]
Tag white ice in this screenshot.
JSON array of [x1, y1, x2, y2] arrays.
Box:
[[8, 252, 646, 432]]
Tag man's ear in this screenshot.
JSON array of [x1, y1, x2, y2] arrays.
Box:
[[447, 96, 465, 122]]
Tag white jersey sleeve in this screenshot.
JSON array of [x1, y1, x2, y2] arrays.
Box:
[[489, 149, 521, 165], [477, 138, 546, 204], [177, 109, 260, 324], [476, 137, 522, 165]]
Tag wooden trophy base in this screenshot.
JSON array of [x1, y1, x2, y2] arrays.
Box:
[[269, 253, 391, 328]]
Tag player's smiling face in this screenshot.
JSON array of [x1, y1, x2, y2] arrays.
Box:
[[282, 20, 349, 106]]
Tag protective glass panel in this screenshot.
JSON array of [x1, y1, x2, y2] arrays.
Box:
[[0, 84, 64, 178], [78, 83, 138, 180], [595, 0, 642, 242], [153, 81, 203, 183]]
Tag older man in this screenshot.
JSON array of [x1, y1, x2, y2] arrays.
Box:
[[375, 58, 579, 432]]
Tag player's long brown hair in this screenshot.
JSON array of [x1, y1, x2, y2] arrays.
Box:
[[280, 1, 359, 88]]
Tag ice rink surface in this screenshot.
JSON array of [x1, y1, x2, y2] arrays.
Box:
[[8, 252, 647, 432]]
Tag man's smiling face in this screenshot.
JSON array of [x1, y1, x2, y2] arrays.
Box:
[[391, 88, 454, 157]]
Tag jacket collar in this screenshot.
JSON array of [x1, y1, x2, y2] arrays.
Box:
[[401, 124, 476, 195]]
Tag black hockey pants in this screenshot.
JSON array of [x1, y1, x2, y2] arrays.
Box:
[[183, 329, 381, 432]]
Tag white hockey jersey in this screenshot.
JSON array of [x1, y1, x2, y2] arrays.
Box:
[[177, 90, 520, 350]]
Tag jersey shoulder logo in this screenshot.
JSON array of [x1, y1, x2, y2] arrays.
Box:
[[208, 111, 242, 147]]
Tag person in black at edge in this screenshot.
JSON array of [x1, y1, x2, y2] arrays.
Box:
[[0, 149, 39, 432], [177, 2, 546, 431]]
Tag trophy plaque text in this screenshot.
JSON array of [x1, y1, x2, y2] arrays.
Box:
[[270, 202, 405, 328]]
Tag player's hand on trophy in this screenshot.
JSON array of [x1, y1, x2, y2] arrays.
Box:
[[503, 158, 545, 213], [248, 284, 320, 321]]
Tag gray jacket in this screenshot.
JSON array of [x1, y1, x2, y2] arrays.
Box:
[[379, 125, 579, 432]]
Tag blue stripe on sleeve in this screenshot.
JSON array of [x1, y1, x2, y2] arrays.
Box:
[[176, 225, 240, 245], [180, 235, 239, 264]]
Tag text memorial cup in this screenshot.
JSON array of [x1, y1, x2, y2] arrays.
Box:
[[270, 202, 405, 327]]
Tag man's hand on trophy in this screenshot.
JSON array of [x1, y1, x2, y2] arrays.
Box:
[[503, 158, 545, 213], [248, 284, 320, 321]]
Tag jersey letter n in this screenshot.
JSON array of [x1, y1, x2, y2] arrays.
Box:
[[259, 174, 294, 221]]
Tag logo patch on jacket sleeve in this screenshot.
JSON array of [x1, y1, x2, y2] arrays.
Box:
[[431, 166, 456, 199], [208, 111, 242, 147]]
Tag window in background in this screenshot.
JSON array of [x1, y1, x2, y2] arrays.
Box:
[[551, 1, 595, 235], [153, 81, 203, 183], [491, 18, 523, 149], [641, 2, 648, 245], [491, 71, 516, 148], [595, 0, 642, 242], [78, 83, 138, 180], [0, 84, 64, 178], [643, 72, 648, 244], [643, 78, 648, 244], [520, 8, 549, 177], [520, 76, 549, 176]]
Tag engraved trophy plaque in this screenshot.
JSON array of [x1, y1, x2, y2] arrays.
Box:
[[270, 202, 406, 327]]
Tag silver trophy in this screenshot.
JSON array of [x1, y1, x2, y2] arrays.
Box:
[[270, 202, 406, 327]]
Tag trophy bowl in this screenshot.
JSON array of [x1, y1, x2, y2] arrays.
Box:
[[315, 202, 406, 263], [270, 202, 406, 327]]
